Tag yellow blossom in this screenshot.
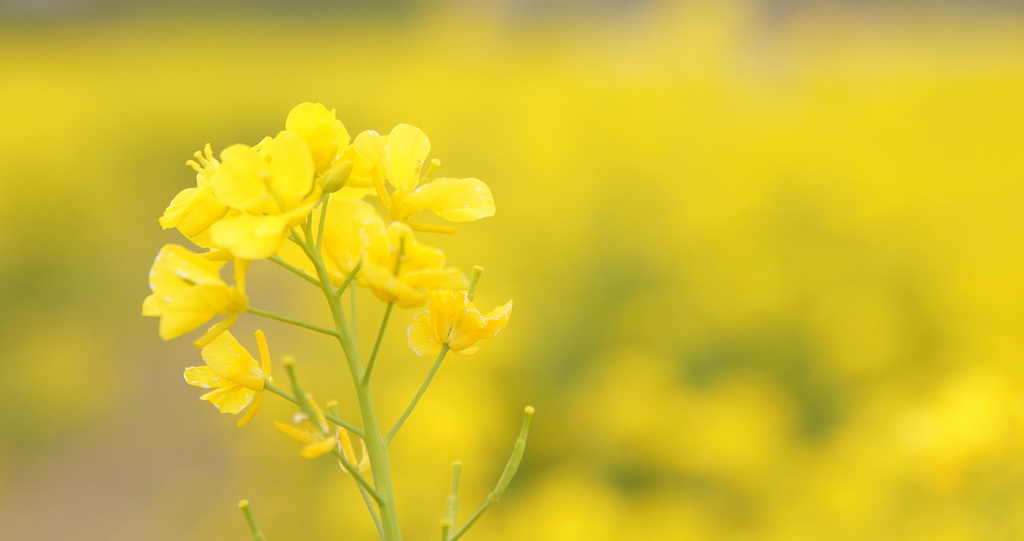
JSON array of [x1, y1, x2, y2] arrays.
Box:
[[159, 144, 230, 248], [142, 244, 248, 345], [315, 200, 468, 308], [348, 124, 495, 232], [209, 131, 320, 259], [183, 330, 271, 427], [285, 102, 351, 175], [408, 290, 512, 356], [275, 398, 369, 467]]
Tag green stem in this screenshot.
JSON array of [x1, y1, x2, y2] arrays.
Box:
[[449, 407, 534, 541], [247, 307, 337, 337], [316, 195, 330, 252], [336, 260, 363, 300], [444, 462, 462, 540], [332, 448, 384, 505], [362, 302, 393, 385], [351, 285, 358, 335], [238, 500, 268, 541], [329, 402, 385, 539], [386, 345, 449, 444], [297, 222, 404, 541], [268, 255, 321, 287], [263, 382, 362, 437]]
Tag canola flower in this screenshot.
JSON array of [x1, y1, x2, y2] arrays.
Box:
[[345, 124, 496, 233], [184, 330, 271, 426], [144, 103, 528, 541], [142, 243, 248, 346], [409, 290, 513, 356]]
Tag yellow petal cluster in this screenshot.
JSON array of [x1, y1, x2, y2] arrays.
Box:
[[300, 199, 468, 308], [159, 144, 229, 248], [408, 290, 512, 356], [142, 244, 248, 344], [158, 103, 358, 260], [208, 131, 321, 259], [184, 330, 271, 426], [346, 124, 495, 232]]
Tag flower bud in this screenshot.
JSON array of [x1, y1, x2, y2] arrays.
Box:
[[321, 159, 353, 193]]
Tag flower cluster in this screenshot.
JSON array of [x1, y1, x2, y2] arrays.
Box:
[[143, 103, 522, 540]]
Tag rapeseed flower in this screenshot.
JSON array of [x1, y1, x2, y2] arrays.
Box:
[[209, 131, 320, 259], [142, 244, 248, 345], [319, 200, 467, 307], [275, 397, 369, 467], [159, 144, 230, 248], [346, 124, 495, 233], [408, 290, 512, 356], [184, 330, 271, 427], [285, 102, 351, 176]]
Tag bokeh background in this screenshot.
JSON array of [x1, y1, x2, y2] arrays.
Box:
[[3, 0, 1024, 539]]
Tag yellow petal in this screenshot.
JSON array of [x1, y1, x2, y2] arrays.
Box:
[[407, 309, 442, 356], [202, 331, 264, 390], [211, 144, 271, 211], [285, 102, 350, 174], [210, 214, 292, 260], [184, 366, 229, 389], [157, 285, 234, 340], [480, 299, 513, 339], [350, 130, 387, 186], [301, 436, 338, 459], [385, 124, 430, 190], [148, 244, 226, 294], [236, 392, 264, 427], [360, 263, 426, 308], [199, 383, 256, 414], [403, 177, 495, 222], [275, 421, 316, 445], [401, 267, 468, 291], [267, 131, 316, 208], [320, 200, 384, 276]]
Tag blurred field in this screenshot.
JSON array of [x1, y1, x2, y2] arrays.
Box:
[[2, 1, 1024, 539]]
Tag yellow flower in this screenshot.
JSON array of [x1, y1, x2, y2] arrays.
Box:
[[159, 144, 230, 248], [209, 131, 320, 259], [275, 398, 369, 468], [184, 330, 271, 427], [285, 102, 351, 175], [309, 200, 468, 308], [348, 125, 495, 233], [142, 244, 249, 345], [408, 290, 512, 356]]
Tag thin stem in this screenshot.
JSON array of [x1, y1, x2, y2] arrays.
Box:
[[268, 255, 321, 287], [247, 307, 337, 337], [333, 261, 362, 301], [332, 448, 384, 505], [238, 500, 267, 541], [362, 302, 393, 385], [263, 382, 363, 437], [444, 462, 463, 540], [297, 222, 404, 541], [467, 266, 484, 302], [316, 195, 330, 252], [358, 482, 386, 539], [350, 285, 358, 335], [386, 345, 449, 444], [449, 407, 534, 541], [329, 402, 385, 539]]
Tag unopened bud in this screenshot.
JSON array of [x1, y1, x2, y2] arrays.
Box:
[[321, 159, 353, 193]]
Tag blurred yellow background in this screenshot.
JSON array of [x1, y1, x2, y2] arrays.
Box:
[[2, 1, 1024, 539]]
